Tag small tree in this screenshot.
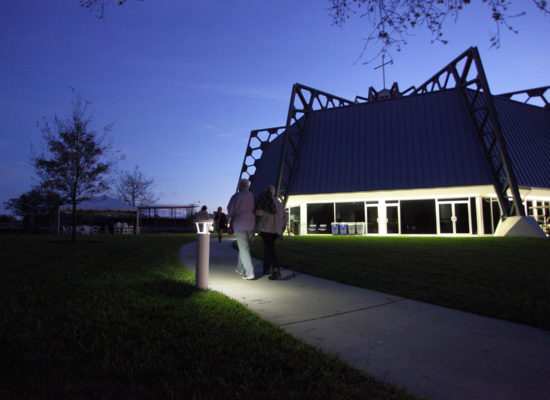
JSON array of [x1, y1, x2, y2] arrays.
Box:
[[115, 166, 159, 206], [4, 187, 63, 229], [32, 90, 122, 241]]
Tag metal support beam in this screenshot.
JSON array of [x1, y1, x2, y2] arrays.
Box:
[[411, 47, 524, 218], [239, 48, 536, 217], [497, 86, 550, 110], [275, 83, 354, 205], [237, 126, 286, 191], [355, 82, 415, 103]]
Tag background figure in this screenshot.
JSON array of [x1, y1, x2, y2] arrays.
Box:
[[256, 185, 288, 280], [227, 179, 256, 280], [195, 205, 210, 221], [213, 207, 227, 243]]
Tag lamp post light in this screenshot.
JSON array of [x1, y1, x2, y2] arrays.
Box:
[[195, 221, 212, 290]]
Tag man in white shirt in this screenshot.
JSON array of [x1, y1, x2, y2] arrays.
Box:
[[227, 179, 256, 280]]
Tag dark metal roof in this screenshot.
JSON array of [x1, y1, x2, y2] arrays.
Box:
[[249, 130, 284, 196], [249, 89, 550, 197], [493, 96, 550, 188]]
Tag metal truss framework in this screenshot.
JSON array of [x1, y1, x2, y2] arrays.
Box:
[[410, 46, 524, 218], [239, 47, 537, 218], [355, 82, 414, 103], [238, 84, 354, 204], [238, 126, 286, 190], [497, 86, 550, 110], [275, 84, 355, 205]]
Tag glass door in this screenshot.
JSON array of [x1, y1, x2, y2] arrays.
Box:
[[438, 200, 470, 234], [366, 205, 379, 234], [439, 203, 453, 233], [386, 205, 399, 234], [455, 203, 469, 233], [289, 206, 300, 235]]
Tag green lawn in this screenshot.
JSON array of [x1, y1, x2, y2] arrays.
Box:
[[0, 234, 420, 400], [251, 236, 550, 330]]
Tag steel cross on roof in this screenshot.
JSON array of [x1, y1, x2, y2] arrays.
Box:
[[374, 53, 393, 89]]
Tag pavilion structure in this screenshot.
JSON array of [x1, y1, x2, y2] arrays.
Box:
[[138, 205, 198, 232]]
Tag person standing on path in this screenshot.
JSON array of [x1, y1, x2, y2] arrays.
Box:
[[256, 185, 288, 280], [227, 179, 256, 280], [194, 205, 210, 222], [213, 207, 227, 243]]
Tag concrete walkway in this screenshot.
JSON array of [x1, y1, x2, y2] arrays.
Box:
[[179, 237, 550, 400]]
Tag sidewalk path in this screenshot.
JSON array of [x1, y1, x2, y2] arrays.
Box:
[[179, 237, 550, 400]]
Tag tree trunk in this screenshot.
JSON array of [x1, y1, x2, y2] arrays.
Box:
[[71, 202, 77, 242]]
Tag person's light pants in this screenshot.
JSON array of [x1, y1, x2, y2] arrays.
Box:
[[235, 230, 255, 277]]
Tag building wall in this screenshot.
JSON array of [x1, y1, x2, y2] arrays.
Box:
[[285, 185, 550, 236]]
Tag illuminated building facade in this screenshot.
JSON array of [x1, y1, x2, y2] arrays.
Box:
[[238, 48, 550, 236]]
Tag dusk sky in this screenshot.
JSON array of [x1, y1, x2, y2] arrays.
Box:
[[1, 1, 549, 214]]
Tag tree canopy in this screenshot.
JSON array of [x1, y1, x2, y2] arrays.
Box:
[[80, 1, 549, 62], [329, 0, 550, 62], [32, 90, 122, 239], [4, 187, 64, 229]]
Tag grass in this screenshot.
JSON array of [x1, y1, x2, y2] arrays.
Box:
[[251, 236, 550, 330], [0, 234, 420, 400]]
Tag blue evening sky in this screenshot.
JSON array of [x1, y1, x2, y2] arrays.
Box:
[[1, 1, 548, 214]]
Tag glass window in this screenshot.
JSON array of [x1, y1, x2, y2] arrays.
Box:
[[387, 205, 399, 234], [526, 201, 534, 216], [441, 198, 468, 202], [455, 203, 469, 233], [335, 202, 365, 223], [470, 197, 477, 234], [492, 200, 501, 232], [439, 203, 453, 233], [288, 206, 301, 235], [533, 201, 543, 223], [482, 198, 501, 234], [400, 200, 436, 234], [307, 203, 334, 234], [366, 206, 379, 234]]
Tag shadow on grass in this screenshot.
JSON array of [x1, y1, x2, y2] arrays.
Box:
[[137, 279, 196, 299], [46, 239, 104, 244]]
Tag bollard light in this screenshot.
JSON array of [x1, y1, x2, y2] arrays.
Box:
[[195, 221, 212, 290]]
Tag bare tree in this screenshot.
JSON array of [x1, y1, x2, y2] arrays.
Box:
[[80, 0, 142, 19], [78, 0, 549, 62], [32, 89, 122, 241], [328, 0, 550, 63], [116, 166, 158, 207]]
